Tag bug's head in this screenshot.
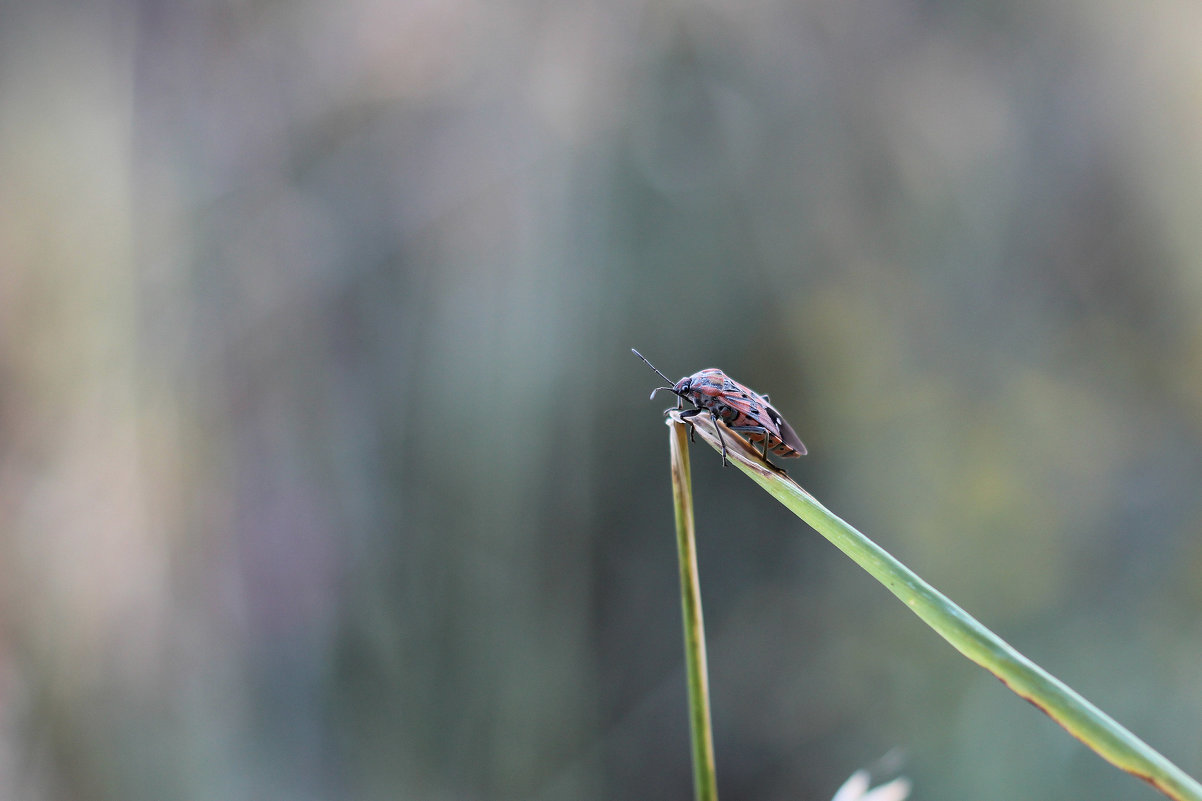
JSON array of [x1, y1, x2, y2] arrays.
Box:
[[648, 377, 692, 403]]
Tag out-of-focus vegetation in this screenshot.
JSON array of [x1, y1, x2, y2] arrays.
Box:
[[1, 1, 1201, 800]]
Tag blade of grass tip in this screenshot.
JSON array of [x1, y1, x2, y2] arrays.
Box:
[[666, 411, 1202, 801], [668, 417, 718, 801]]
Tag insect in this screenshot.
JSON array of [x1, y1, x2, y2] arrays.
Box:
[[632, 348, 807, 467]]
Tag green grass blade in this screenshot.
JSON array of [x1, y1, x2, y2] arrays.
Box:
[[667, 412, 1202, 801], [668, 418, 719, 801]]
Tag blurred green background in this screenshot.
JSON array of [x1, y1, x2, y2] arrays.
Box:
[[2, 1, 1202, 799]]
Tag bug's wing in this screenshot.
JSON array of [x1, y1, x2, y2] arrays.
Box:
[[717, 388, 771, 422], [711, 377, 808, 456], [772, 412, 807, 456]]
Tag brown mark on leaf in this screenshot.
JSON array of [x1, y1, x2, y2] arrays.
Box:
[[995, 675, 1164, 792]]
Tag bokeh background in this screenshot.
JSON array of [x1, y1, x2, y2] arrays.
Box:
[[3, 1, 1202, 799]]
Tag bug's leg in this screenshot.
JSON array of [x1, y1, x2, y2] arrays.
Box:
[[677, 407, 703, 443], [664, 407, 696, 441], [730, 425, 773, 459], [681, 396, 694, 443], [710, 410, 728, 466]]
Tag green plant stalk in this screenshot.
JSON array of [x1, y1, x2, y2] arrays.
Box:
[[668, 418, 719, 801], [668, 412, 1202, 801]]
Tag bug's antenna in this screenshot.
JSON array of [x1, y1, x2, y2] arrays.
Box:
[[631, 348, 675, 386]]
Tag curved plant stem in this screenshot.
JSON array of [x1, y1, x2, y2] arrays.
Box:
[[668, 417, 718, 801], [667, 412, 1202, 801]]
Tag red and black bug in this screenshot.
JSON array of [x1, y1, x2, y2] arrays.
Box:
[[632, 348, 807, 467]]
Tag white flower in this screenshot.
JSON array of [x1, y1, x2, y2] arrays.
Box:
[[830, 768, 912, 801]]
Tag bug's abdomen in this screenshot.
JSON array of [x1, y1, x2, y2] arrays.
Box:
[[741, 429, 800, 458]]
